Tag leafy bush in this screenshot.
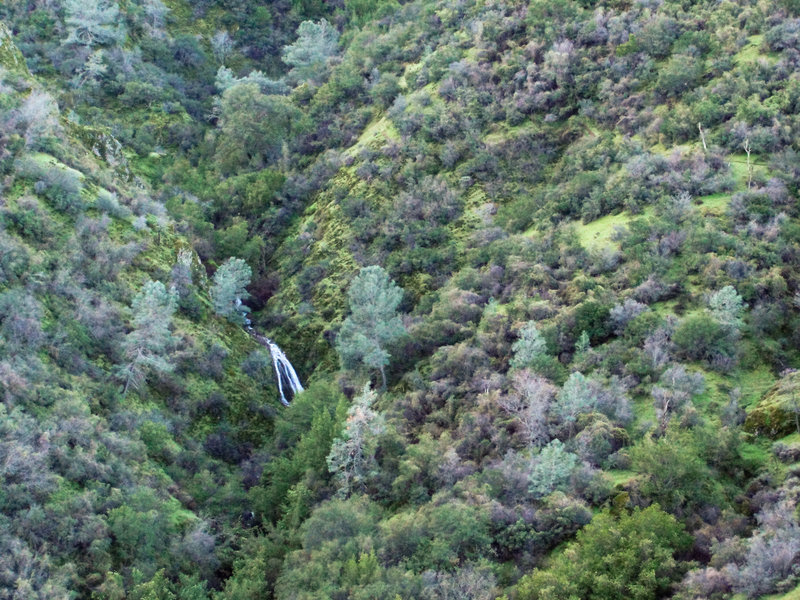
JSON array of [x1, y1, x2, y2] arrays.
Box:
[[31, 164, 85, 215], [517, 505, 691, 600]]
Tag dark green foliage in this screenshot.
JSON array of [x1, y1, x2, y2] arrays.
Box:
[[252, 380, 344, 523], [673, 313, 732, 364], [571, 301, 612, 346], [656, 55, 706, 99], [630, 427, 724, 516], [214, 83, 305, 174]]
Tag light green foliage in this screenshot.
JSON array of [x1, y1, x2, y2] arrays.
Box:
[[510, 321, 548, 369], [64, 0, 125, 47], [555, 372, 595, 431], [129, 569, 175, 600], [517, 506, 691, 600], [0, 21, 29, 73], [118, 279, 177, 394], [709, 285, 745, 332], [344, 0, 400, 25], [33, 163, 84, 213], [528, 439, 579, 498], [282, 19, 339, 84], [629, 427, 719, 514], [215, 67, 288, 95], [575, 330, 591, 354], [745, 370, 800, 438], [211, 257, 252, 324], [327, 384, 386, 498], [336, 265, 405, 387]]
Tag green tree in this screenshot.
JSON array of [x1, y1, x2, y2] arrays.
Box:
[[214, 83, 303, 174], [528, 439, 578, 498], [129, 569, 175, 600], [517, 505, 691, 600], [673, 313, 731, 363], [336, 265, 405, 388], [575, 330, 591, 354], [211, 257, 252, 324], [554, 372, 595, 435], [709, 285, 744, 333], [629, 427, 719, 515], [118, 280, 177, 395], [344, 0, 400, 25], [655, 54, 705, 98], [510, 321, 548, 370], [282, 19, 339, 84]]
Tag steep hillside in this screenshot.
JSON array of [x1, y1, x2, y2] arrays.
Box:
[[0, 28, 302, 598], [2, 0, 800, 598]]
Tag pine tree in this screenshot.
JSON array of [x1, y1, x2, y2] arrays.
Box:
[[528, 439, 578, 498], [554, 372, 595, 435], [211, 258, 252, 324], [282, 19, 339, 83], [118, 279, 177, 394], [510, 321, 548, 369], [336, 265, 405, 388]]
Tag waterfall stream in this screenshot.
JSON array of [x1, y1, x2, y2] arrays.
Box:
[[245, 323, 304, 406]]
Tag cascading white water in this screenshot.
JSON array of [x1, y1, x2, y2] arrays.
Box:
[[265, 338, 304, 406], [242, 299, 304, 406], [210, 276, 304, 405]]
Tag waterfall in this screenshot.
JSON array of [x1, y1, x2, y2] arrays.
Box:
[[265, 338, 304, 406], [245, 319, 304, 406], [235, 294, 304, 405]]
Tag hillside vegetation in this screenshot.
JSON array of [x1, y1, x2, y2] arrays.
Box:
[[1, 0, 800, 598]]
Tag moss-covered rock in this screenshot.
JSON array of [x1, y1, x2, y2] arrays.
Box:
[[744, 370, 800, 439], [0, 22, 29, 74]]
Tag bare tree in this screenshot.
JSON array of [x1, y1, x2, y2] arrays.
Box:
[[212, 30, 234, 63], [326, 384, 386, 497], [652, 365, 705, 428], [743, 138, 753, 190], [498, 369, 555, 447], [422, 565, 497, 600]]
